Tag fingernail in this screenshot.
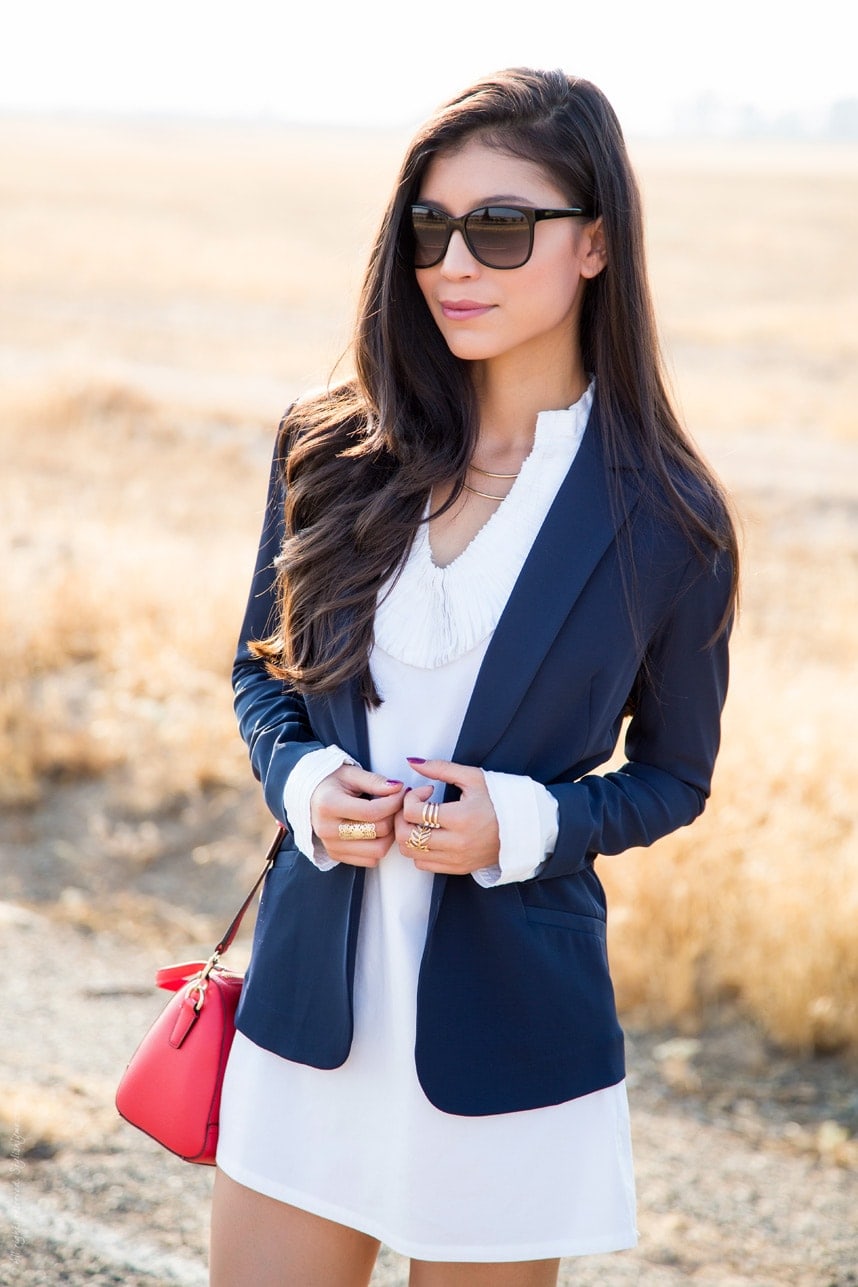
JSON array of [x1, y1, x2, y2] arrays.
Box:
[[406, 757, 426, 764], [386, 779, 403, 787]]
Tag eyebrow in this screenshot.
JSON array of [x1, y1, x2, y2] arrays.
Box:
[[415, 194, 539, 211]]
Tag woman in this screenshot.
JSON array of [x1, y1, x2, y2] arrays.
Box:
[[211, 68, 737, 1287]]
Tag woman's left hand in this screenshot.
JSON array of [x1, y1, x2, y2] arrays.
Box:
[[395, 759, 500, 874]]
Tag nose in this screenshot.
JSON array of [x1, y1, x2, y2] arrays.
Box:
[[440, 228, 480, 277]]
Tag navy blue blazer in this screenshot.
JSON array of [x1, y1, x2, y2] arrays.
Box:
[[232, 405, 732, 1116]]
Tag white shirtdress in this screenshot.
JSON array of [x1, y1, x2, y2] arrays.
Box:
[[217, 386, 638, 1262]]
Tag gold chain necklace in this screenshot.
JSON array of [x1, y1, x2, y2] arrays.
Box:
[[462, 482, 508, 500], [463, 461, 521, 501], [469, 464, 520, 478]]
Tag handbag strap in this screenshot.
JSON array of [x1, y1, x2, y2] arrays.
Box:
[[213, 824, 286, 959]]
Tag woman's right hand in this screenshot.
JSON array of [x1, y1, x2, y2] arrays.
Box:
[[309, 765, 406, 867]]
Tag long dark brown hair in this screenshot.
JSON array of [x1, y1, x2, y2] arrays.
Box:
[[254, 68, 739, 705]]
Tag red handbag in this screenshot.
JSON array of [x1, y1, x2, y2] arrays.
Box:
[[115, 826, 285, 1164]]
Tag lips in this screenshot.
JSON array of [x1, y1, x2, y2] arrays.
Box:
[[439, 299, 494, 321]]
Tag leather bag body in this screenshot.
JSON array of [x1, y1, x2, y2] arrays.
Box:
[[115, 960, 244, 1164], [114, 827, 285, 1164]]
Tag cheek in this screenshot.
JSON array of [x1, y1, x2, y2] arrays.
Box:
[[525, 260, 583, 325]]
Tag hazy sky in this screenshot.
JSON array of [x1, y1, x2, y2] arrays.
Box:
[[3, 0, 856, 134]]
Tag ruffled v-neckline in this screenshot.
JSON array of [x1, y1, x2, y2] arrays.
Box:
[[373, 383, 594, 669]]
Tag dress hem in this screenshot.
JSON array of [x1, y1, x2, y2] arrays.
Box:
[[215, 1155, 639, 1263]]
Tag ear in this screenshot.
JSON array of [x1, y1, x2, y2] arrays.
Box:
[[579, 216, 607, 279]]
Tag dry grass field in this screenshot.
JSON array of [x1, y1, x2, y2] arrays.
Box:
[[2, 117, 857, 1061]]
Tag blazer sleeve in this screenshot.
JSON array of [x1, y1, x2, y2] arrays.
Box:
[[232, 445, 327, 825], [542, 546, 733, 880]]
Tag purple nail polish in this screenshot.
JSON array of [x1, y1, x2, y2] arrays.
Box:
[[406, 757, 426, 764], [386, 779, 403, 787]]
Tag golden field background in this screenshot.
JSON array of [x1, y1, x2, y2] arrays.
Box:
[[2, 117, 857, 1055]]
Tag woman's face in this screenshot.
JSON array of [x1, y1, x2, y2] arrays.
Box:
[[413, 137, 605, 376]]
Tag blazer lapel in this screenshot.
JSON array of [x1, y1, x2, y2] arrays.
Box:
[[451, 407, 641, 771], [323, 679, 371, 768]]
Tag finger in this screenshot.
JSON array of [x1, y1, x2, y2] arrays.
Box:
[[405, 758, 486, 792], [339, 765, 406, 798], [395, 816, 454, 858], [411, 856, 461, 873], [319, 812, 398, 845], [400, 785, 434, 824], [319, 787, 406, 825], [411, 858, 483, 875], [325, 820, 398, 864], [327, 843, 388, 869], [324, 815, 397, 841]]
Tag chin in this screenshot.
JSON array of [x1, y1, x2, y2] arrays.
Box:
[[439, 333, 501, 362]]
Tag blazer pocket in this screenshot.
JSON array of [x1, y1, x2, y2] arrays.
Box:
[[520, 903, 607, 940]]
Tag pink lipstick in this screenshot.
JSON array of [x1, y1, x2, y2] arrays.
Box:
[[439, 299, 494, 321]]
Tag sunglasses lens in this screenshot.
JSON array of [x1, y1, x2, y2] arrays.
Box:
[[466, 208, 531, 268], [411, 205, 533, 269], [411, 207, 450, 268]]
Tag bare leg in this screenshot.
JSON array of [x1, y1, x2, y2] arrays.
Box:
[[409, 1257, 560, 1287], [210, 1168, 381, 1287]]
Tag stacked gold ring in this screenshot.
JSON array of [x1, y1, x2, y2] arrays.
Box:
[[407, 824, 432, 851], [422, 801, 441, 829], [338, 821, 377, 841]]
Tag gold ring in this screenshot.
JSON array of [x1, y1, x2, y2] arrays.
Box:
[[338, 822, 377, 841], [407, 824, 432, 851], [422, 801, 441, 830]]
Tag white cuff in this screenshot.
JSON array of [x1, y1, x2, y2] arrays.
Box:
[[472, 771, 560, 887], [284, 744, 356, 870]]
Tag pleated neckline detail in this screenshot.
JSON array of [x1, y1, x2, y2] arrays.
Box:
[[374, 383, 594, 670]]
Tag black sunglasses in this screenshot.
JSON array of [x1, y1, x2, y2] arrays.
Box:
[[410, 203, 591, 270]]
